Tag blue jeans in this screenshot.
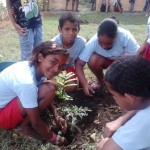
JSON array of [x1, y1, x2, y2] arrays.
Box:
[[19, 26, 43, 60]]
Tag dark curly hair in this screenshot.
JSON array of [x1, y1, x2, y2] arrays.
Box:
[[105, 56, 150, 100], [59, 11, 80, 30], [29, 41, 69, 67], [97, 18, 118, 38]]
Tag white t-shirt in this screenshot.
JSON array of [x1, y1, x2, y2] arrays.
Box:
[[51, 34, 86, 68], [0, 61, 42, 108], [79, 27, 139, 62], [147, 16, 150, 44], [112, 105, 150, 150]]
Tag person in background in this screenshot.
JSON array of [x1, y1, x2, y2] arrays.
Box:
[[100, 0, 111, 13], [76, 18, 139, 96], [6, 0, 43, 60], [65, 0, 79, 11], [96, 56, 150, 150], [51, 12, 86, 92], [113, 0, 123, 13], [129, 0, 135, 12], [143, 0, 149, 12], [0, 41, 69, 145], [90, 0, 96, 11], [100, 0, 106, 12]]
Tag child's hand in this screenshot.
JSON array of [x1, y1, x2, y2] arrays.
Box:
[[83, 84, 95, 96], [54, 135, 68, 146], [55, 116, 67, 133], [49, 132, 68, 146], [14, 24, 28, 35], [103, 120, 122, 138]]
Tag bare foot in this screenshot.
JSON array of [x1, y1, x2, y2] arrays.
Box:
[[13, 126, 37, 139]]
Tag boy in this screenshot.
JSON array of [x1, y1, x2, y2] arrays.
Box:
[[97, 56, 150, 149], [76, 18, 139, 96], [6, 0, 43, 60], [51, 12, 86, 92]]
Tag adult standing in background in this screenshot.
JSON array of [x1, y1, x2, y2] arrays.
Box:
[[129, 0, 135, 12], [143, 0, 149, 12], [65, 0, 79, 11], [6, 0, 43, 61], [90, 0, 96, 11]]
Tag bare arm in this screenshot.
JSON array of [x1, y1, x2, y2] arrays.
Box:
[[97, 138, 122, 150], [103, 110, 137, 138], [75, 59, 94, 96], [6, 0, 16, 26], [6, 0, 27, 35], [25, 107, 67, 145]]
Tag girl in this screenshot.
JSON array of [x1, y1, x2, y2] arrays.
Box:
[[0, 41, 69, 145], [96, 56, 150, 149], [76, 18, 139, 96], [137, 16, 150, 61]]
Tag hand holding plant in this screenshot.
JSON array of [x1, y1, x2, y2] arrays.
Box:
[[54, 116, 67, 134]]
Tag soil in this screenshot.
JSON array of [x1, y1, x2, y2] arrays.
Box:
[[55, 87, 125, 149]]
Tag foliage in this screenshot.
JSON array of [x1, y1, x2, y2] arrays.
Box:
[[54, 71, 91, 127], [62, 105, 91, 127], [54, 71, 77, 101]]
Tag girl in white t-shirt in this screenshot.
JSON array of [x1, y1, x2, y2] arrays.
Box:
[[0, 41, 69, 145]]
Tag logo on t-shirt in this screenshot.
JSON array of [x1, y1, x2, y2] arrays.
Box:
[[21, 0, 39, 19], [13, 0, 40, 27]]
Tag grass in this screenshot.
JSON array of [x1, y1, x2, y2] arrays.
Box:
[[0, 12, 147, 61], [0, 11, 148, 149]]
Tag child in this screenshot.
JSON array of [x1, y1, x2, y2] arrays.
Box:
[[100, 0, 106, 12], [0, 41, 69, 145], [137, 16, 150, 61], [6, 0, 43, 60], [113, 0, 123, 13], [96, 56, 150, 149], [76, 18, 139, 96], [51, 12, 86, 92]]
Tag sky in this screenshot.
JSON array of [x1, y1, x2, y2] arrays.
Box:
[[0, 0, 6, 7]]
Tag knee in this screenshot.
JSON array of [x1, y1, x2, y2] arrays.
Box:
[[88, 53, 103, 70], [38, 82, 56, 99]]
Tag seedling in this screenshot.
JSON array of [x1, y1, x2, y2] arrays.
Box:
[[54, 71, 77, 101]]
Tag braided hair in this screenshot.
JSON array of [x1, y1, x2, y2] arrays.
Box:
[[105, 56, 150, 100], [29, 41, 69, 67]]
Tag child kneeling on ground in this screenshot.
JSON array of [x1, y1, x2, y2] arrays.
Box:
[[97, 56, 150, 149], [0, 41, 69, 145]]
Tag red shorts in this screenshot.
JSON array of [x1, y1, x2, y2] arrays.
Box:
[[65, 66, 77, 79], [0, 97, 23, 129], [143, 43, 150, 62]]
